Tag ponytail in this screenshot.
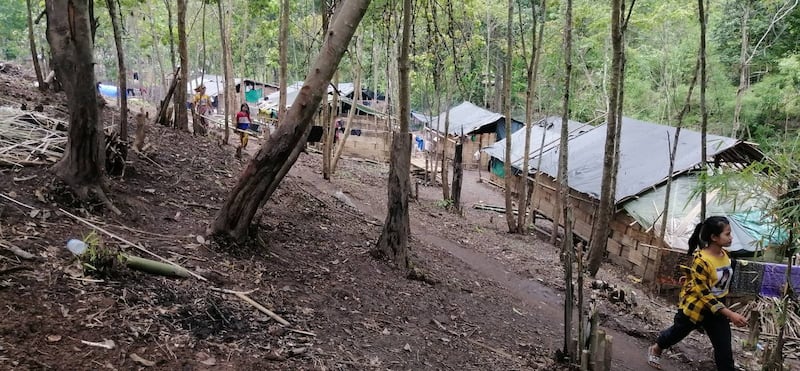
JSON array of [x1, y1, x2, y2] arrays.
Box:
[[687, 216, 730, 255], [688, 223, 704, 255]]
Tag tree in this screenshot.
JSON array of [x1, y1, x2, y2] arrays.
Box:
[[218, 0, 232, 144], [278, 0, 289, 120], [173, 0, 188, 132], [374, 0, 412, 267], [558, 0, 575, 360], [105, 0, 128, 144], [516, 0, 546, 232], [26, 0, 44, 90], [587, 0, 625, 276], [503, 0, 518, 233], [45, 0, 119, 215], [699, 0, 708, 221], [209, 0, 371, 240]]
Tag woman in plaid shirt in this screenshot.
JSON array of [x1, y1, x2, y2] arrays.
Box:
[[647, 216, 748, 370]]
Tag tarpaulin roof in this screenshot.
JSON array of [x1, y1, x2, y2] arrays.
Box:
[[259, 82, 358, 111], [535, 117, 754, 203], [428, 101, 521, 135], [482, 116, 592, 170], [187, 75, 275, 98], [623, 175, 785, 253], [411, 111, 431, 123]]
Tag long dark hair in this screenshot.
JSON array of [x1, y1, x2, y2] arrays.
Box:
[[687, 216, 730, 255], [240, 103, 249, 112]]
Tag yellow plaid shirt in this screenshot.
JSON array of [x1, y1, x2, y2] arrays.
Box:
[[678, 249, 732, 323]]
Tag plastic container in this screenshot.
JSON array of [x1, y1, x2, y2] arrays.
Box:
[[66, 239, 87, 256]]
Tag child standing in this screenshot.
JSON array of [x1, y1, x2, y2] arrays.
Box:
[[647, 216, 748, 370], [235, 103, 252, 158]]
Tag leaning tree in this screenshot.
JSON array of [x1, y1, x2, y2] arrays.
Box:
[[46, 0, 119, 214], [209, 0, 372, 240]]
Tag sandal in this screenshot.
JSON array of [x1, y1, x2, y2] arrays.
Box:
[[647, 345, 662, 370]]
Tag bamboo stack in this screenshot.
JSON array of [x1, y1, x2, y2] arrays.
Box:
[[0, 106, 67, 167], [736, 297, 800, 358]]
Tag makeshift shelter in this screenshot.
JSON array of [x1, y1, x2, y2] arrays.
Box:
[[425, 101, 524, 170], [483, 116, 591, 182], [496, 117, 765, 285], [187, 75, 277, 111]]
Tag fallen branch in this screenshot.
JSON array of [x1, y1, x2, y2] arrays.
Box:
[[0, 192, 36, 210], [58, 208, 207, 281], [287, 328, 317, 337], [0, 240, 36, 260], [210, 286, 290, 326]]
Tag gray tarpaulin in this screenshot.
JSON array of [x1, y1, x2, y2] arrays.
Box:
[[482, 116, 591, 169], [428, 101, 522, 137], [535, 117, 739, 202]]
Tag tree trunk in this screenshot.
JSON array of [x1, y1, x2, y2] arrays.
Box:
[[45, 0, 118, 214], [173, 0, 189, 132], [375, 0, 411, 268], [732, 1, 750, 139], [106, 0, 128, 143], [587, 0, 623, 276], [323, 73, 339, 180], [331, 35, 362, 174], [441, 82, 451, 201], [278, 0, 289, 121], [698, 0, 708, 222], [218, 0, 231, 144], [451, 141, 463, 212], [164, 0, 176, 72], [209, 0, 371, 240], [26, 0, 45, 90], [503, 0, 517, 233], [559, 0, 575, 360], [517, 0, 546, 233]]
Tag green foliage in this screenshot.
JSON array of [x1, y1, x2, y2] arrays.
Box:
[[435, 198, 454, 209], [78, 231, 124, 278], [0, 1, 29, 60]]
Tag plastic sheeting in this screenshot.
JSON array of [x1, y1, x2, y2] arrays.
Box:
[[622, 175, 784, 253], [482, 116, 592, 170], [536, 117, 740, 202]]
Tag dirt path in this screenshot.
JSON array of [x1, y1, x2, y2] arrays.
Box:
[[285, 156, 694, 370]]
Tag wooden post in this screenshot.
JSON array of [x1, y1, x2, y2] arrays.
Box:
[[746, 310, 761, 350], [452, 141, 464, 210], [156, 67, 181, 126]]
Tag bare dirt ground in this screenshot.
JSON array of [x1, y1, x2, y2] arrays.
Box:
[[0, 62, 762, 370]]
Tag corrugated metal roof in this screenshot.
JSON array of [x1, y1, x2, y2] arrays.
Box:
[[535, 117, 747, 202]]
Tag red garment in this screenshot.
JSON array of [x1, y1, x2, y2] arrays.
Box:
[[236, 111, 251, 130]]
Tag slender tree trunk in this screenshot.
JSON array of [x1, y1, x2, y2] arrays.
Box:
[[732, 1, 750, 139], [441, 81, 452, 201], [587, 0, 623, 276], [503, 0, 517, 233], [164, 0, 176, 72], [559, 0, 575, 359], [218, 0, 231, 144], [26, 0, 45, 90], [517, 0, 546, 232], [46, 0, 118, 214], [209, 0, 371, 240], [106, 0, 128, 143], [278, 0, 289, 121], [323, 73, 339, 180], [657, 58, 700, 251], [375, 0, 412, 268], [699, 0, 708, 221], [332, 35, 362, 174], [452, 141, 463, 212], [174, 0, 189, 131]]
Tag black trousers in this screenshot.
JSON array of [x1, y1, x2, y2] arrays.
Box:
[[656, 310, 734, 371]]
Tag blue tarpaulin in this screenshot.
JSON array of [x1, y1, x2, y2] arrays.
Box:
[[98, 84, 119, 98]]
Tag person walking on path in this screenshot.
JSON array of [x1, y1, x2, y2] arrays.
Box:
[[647, 216, 748, 370]]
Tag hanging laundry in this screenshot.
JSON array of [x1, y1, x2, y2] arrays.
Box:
[[759, 262, 800, 297], [350, 129, 362, 136]]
